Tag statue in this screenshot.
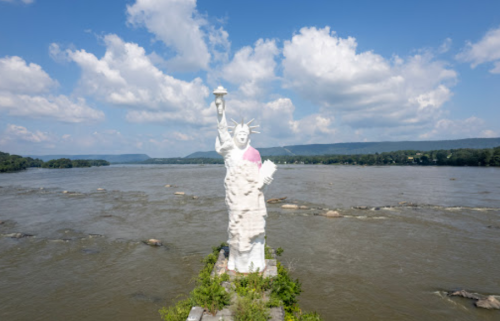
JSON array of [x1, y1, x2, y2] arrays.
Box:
[[213, 86, 276, 273]]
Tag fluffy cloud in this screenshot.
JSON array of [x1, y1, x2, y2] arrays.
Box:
[[3, 124, 51, 143], [221, 39, 279, 97], [62, 34, 211, 125], [126, 0, 229, 71], [0, 56, 104, 123], [0, 0, 34, 4], [0, 56, 56, 94], [420, 116, 498, 140], [282, 27, 457, 129], [456, 26, 500, 73], [222, 96, 338, 147]]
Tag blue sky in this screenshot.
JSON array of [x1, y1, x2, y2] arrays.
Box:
[[1, 0, 499, 157]]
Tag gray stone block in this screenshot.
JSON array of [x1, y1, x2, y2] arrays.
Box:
[[263, 259, 277, 278], [269, 306, 285, 321], [201, 308, 233, 321], [186, 306, 204, 321]]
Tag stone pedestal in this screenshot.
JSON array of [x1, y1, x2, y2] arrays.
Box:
[[211, 246, 277, 278]]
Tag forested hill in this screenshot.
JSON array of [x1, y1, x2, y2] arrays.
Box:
[[1, 151, 110, 173], [24, 154, 150, 163], [185, 137, 500, 158]]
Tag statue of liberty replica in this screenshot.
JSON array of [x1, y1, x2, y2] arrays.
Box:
[[213, 86, 277, 273]]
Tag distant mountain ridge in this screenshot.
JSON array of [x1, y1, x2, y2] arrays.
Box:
[[25, 154, 150, 163], [185, 137, 500, 158]]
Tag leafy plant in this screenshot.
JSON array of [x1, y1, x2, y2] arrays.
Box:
[[158, 298, 192, 321], [233, 295, 269, 321], [159, 243, 230, 320]]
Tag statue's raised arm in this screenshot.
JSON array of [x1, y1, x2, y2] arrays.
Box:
[[213, 86, 232, 156]]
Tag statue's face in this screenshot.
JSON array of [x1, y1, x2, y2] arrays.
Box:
[[234, 129, 250, 148], [215, 97, 224, 114]]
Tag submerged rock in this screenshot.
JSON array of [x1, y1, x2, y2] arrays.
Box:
[[476, 296, 500, 309], [192, 196, 199, 199], [323, 210, 342, 218], [5, 232, 34, 239], [281, 204, 299, 210], [81, 248, 100, 255], [353, 206, 369, 210], [267, 196, 287, 204], [449, 290, 482, 300], [164, 184, 172, 187], [448, 289, 500, 310], [146, 238, 162, 246]]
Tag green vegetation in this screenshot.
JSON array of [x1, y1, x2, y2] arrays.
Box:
[[0, 151, 43, 173], [140, 157, 224, 165], [159, 244, 321, 321], [42, 158, 110, 168], [0, 151, 110, 172], [159, 244, 230, 321], [186, 137, 500, 158], [263, 146, 500, 167], [141, 146, 500, 167]]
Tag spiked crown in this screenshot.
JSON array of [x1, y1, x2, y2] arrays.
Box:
[[228, 118, 260, 135]]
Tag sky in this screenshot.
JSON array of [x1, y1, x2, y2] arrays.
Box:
[[0, 0, 499, 157]]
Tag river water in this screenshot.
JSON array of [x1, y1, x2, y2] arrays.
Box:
[[0, 165, 499, 320]]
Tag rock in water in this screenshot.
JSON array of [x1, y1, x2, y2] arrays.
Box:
[[97, 188, 105, 191], [323, 210, 342, 218], [192, 196, 199, 199], [475, 296, 500, 309], [147, 239, 162, 246], [281, 204, 299, 209], [174, 192, 185, 195], [63, 191, 68, 194], [449, 290, 482, 300], [164, 184, 171, 187]]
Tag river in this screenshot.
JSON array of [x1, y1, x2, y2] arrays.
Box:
[[1, 165, 499, 320]]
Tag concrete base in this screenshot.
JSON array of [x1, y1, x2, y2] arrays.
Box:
[[211, 246, 277, 278]]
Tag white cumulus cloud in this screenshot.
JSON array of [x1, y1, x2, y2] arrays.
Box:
[[0, 56, 57, 94], [420, 116, 498, 140], [4, 124, 51, 143], [282, 27, 457, 129], [62, 34, 210, 125], [0, 56, 104, 123], [221, 39, 279, 97], [0, 0, 34, 4], [456, 26, 500, 73], [126, 0, 229, 71]]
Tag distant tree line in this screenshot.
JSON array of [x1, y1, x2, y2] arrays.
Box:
[[0, 151, 110, 173], [140, 157, 224, 165], [139, 146, 500, 167], [42, 158, 110, 168], [263, 146, 500, 167], [0, 152, 44, 172]]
